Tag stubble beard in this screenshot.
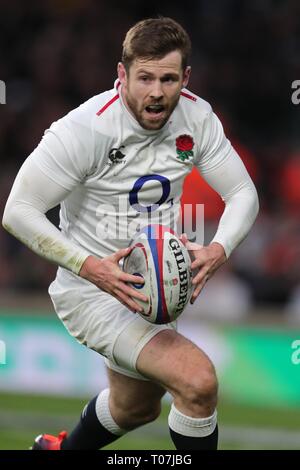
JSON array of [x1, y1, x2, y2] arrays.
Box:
[[125, 91, 180, 131]]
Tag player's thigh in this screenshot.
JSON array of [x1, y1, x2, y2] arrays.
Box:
[[136, 329, 217, 397], [107, 366, 166, 414]]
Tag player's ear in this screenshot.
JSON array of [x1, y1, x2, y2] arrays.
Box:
[[182, 66, 191, 89], [118, 62, 127, 85]]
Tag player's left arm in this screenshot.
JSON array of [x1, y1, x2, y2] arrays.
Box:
[[185, 110, 259, 303]]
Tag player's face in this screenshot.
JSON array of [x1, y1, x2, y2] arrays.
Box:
[[118, 51, 191, 130]]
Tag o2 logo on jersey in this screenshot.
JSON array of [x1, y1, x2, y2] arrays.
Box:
[[129, 174, 172, 213]]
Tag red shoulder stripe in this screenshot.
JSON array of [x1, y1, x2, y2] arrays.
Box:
[[180, 91, 197, 102], [96, 94, 119, 116]]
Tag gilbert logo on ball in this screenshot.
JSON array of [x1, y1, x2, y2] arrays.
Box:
[[123, 224, 193, 324]]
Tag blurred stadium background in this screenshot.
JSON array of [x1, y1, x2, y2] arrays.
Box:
[[0, 0, 300, 450]]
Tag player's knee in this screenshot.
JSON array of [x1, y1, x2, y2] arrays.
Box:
[[179, 363, 218, 410], [133, 402, 162, 427], [116, 401, 162, 430]]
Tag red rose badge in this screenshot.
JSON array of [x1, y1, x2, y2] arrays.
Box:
[[176, 134, 194, 161]]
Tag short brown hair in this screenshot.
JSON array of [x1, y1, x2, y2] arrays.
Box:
[[122, 17, 191, 72]]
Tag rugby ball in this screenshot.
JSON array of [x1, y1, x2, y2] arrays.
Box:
[[123, 224, 193, 324]]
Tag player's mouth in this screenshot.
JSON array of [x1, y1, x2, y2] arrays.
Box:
[[144, 104, 166, 120]]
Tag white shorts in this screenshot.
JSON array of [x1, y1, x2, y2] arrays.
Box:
[[48, 267, 176, 380]]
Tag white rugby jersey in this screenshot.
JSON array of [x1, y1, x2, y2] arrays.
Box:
[[3, 79, 259, 274]]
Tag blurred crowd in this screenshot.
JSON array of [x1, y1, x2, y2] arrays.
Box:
[[0, 0, 300, 319]]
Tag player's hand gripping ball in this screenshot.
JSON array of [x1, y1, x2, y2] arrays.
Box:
[[123, 224, 193, 324]]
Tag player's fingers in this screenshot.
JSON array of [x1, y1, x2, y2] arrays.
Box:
[[190, 276, 208, 304], [118, 281, 148, 303], [114, 293, 136, 314], [186, 241, 203, 252], [179, 233, 188, 245], [192, 266, 209, 285], [119, 271, 145, 285], [191, 255, 207, 270], [114, 288, 143, 314], [112, 247, 132, 262], [179, 234, 202, 252]]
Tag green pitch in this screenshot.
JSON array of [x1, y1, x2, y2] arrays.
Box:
[[0, 392, 300, 450]]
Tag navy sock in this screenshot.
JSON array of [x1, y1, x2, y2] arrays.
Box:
[[169, 424, 218, 450], [61, 396, 121, 450]]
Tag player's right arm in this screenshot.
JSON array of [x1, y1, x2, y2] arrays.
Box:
[[2, 121, 145, 313]]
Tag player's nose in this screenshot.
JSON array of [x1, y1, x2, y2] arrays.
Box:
[[149, 80, 164, 99]]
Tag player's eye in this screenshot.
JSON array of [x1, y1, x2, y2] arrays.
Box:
[[162, 76, 176, 83]]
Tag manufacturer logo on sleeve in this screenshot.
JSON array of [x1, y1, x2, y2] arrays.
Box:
[[107, 146, 126, 165]]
